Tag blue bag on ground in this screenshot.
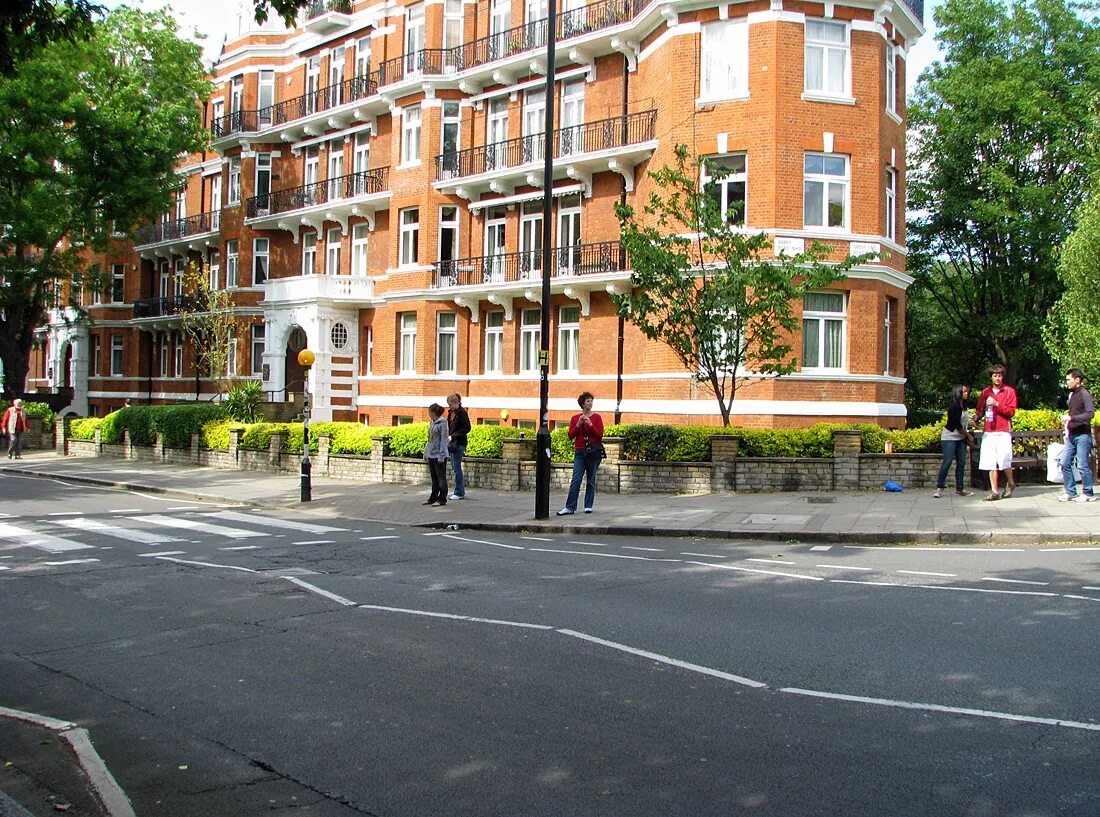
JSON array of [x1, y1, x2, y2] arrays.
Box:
[[883, 480, 904, 492]]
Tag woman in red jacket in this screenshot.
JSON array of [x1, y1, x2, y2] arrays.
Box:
[[2, 399, 30, 460], [558, 392, 604, 515]]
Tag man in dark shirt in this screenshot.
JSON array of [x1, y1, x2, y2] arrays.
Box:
[[1059, 368, 1096, 502]]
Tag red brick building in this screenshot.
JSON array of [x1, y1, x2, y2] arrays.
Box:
[[33, 0, 923, 428]]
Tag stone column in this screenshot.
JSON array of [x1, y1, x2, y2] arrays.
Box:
[[502, 437, 536, 492], [317, 434, 331, 476], [832, 429, 862, 490], [229, 428, 243, 470], [367, 437, 388, 483], [27, 416, 43, 450], [123, 429, 133, 460], [93, 428, 103, 457], [599, 436, 622, 494], [269, 430, 288, 471], [56, 416, 69, 456], [190, 432, 201, 465], [154, 432, 165, 463], [710, 434, 741, 493]]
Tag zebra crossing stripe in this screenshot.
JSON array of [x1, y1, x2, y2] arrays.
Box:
[[126, 515, 264, 539], [54, 517, 182, 545], [205, 510, 346, 534], [0, 522, 95, 553]]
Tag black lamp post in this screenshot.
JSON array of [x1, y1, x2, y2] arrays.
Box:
[[297, 348, 315, 502], [534, 0, 558, 520]]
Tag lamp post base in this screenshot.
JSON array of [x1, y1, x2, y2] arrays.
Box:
[[301, 456, 312, 502]]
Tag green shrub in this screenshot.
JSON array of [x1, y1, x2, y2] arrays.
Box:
[[888, 424, 942, 453], [550, 426, 574, 462], [241, 422, 290, 450], [69, 417, 102, 440], [670, 426, 727, 462], [1011, 408, 1063, 432], [465, 424, 518, 458], [388, 422, 430, 457], [202, 419, 243, 450], [907, 407, 945, 428], [327, 424, 375, 455], [623, 424, 680, 461], [225, 380, 264, 422]]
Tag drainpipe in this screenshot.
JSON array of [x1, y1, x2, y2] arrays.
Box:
[[614, 55, 629, 425]]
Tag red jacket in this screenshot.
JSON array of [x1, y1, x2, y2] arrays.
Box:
[[568, 412, 604, 451], [975, 385, 1017, 433], [2, 407, 29, 433]]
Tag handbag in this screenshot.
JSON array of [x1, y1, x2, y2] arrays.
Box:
[[583, 436, 606, 460]]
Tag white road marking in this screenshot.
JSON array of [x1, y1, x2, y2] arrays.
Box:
[[442, 533, 524, 550], [54, 517, 181, 545], [1039, 547, 1100, 552], [1082, 586, 1100, 591], [816, 564, 874, 571], [780, 687, 1100, 733], [360, 535, 399, 541], [980, 577, 1049, 586], [687, 561, 822, 581], [829, 579, 900, 588], [165, 506, 200, 511], [558, 629, 767, 689], [623, 546, 664, 552], [1063, 594, 1100, 602], [220, 545, 261, 551], [0, 522, 94, 553], [206, 510, 345, 533], [47, 511, 83, 517], [420, 531, 455, 536], [844, 545, 1026, 552], [44, 559, 100, 566], [569, 540, 608, 547], [291, 539, 334, 545], [747, 558, 798, 565], [359, 603, 554, 630], [107, 509, 142, 514], [521, 536, 555, 542], [127, 514, 264, 539], [155, 556, 258, 573], [139, 551, 186, 557], [283, 577, 357, 606], [681, 552, 726, 558], [0, 566, 8, 570], [530, 548, 681, 563], [898, 570, 957, 577], [829, 578, 1058, 597], [810, 545, 833, 551]]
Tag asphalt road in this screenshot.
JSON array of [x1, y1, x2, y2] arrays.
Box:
[[1, 471, 1098, 816]]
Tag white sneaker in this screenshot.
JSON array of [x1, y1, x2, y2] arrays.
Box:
[[583, 508, 593, 513], [1058, 493, 1076, 502], [448, 494, 462, 500], [556, 508, 574, 516], [1074, 494, 1097, 503]]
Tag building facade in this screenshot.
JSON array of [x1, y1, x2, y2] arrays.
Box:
[[33, 0, 923, 428]]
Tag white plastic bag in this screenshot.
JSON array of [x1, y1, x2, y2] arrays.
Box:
[[1048, 442, 1082, 483]]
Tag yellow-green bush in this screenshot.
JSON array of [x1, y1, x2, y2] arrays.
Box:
[[70, 417, 102, 440], [202, 420, 244, 450]]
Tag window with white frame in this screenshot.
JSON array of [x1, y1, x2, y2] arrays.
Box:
[[804, 19, 850, 97], [110, 334, 123, 376], [227, 158, 241, 205], [804, 153, 849, 229], [173, 258, 184, 297], [258, 70, 275, 126], [329, 46, 345, 106], [111, 264, 125, 303], [700, 19, 749, 100], [174, 332, 183, 377], [399, 312, 417, 373], [883, 297, 895, 375], [885, 166, 897, 243], [437, 312, 457, 373], [305, 56, 321, 114], [486, 97, 508, 170], [405, 3, 425, 72], [208, 249, 220, 290], [326, 227, 342, 275], [520, 308, 540, 373], [226, 240, 238, 287], [90, 335, 101, 376], [353, 132, 370, 193], [484, 311, 504, 374], [399, 207, 419, 265], [441, 101, 460, 177], [251, 324, 265, 376], [355, 37, 371, 77], [175, 190, 186, 221], [327, 139, 344, 200], [230, 75, 243, 114], [89, 263, 101, 305], [331, 322, 349, 352], [802, 291, 846, 370], [226, 327, 238, 376], [401, 105, 421, 165], [351, 223, 369, 275], [885, 42, 897, 115], [522, 87, 546, 162], [158, 261, 169, 298], [557, 305, 580, 373], [255, 152, 271, 210], [702, 153, 747, 226], [364, 324, 373, 375], [302, 231, 317, 275], [159, 332, 169, 377], [443, 0, 463, 51], [252, 237, 269, 285], [210, 174, 222, 228], [439, 206, 458, 270]]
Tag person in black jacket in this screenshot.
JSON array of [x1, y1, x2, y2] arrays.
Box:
[[934, 384, 974, 498], [1059, 369, 1096, 502], [446, 393, 471, 499]]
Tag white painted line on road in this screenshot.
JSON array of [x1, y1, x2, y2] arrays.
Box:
[[521, 536, 555, 542], [283, 577, 357, 607], [360, 604, 468, 621], [1039, 547, 1100, 552], [623, 546, 664, 552], [165, 506, 200, 511], [292, 539, 334, 545], [681, 552, 726, 558], [442, 533, 524, 550], [531, 548, 681, 563], [139, 551, 186, 557], [47, 511, 83, 516], [898, 570, 957, 577], [1084, 586, 1100, 591], [420, 531, 456, 536], [557, 629, 767, 689], [54, 517, 182, 545], [569, 540, 609, 547], [810, 545, 832, 551], [747, 558, 798, 565], [220, 545, 261, 551], [0, 706, 75, 731], [360, 535, 399, 541], [44, 559, 100, 566], [980, 577, 1049, 586], [1063, 594, 1100, 602], [687, 561, 822, 581], [780, 687, 1100, 733], [128, 514, 264, 540], [830, 578, 1059, 597], [155, 556, 258, 573], [829, 579, 901, 588], [0, 522, 95, 553], [815, 564, 874, 571], [844, 545, 1026, 552], [207, 510, 346, 534], [465, 616, 555, 630], [107, 509, 142, 514], [0, 566, 8, 570]]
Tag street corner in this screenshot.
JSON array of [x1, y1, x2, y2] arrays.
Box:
[[0, 716, 108, 817]]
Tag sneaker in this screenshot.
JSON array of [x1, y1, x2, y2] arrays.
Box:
[[556, 508, 574, 516], [933, 488, 943, 498], [955, 490, 973, 497], [448, 494, 463, 500], [1058, 493, 1076, 502], [583, 507, 593, 513], [1074, 494, 1097, 503]]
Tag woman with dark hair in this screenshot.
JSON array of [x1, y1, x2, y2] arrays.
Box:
[[557, 392, 604, 515], [934, 384, 974, 498]]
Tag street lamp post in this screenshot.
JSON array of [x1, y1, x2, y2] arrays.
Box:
[[298, 348, 315, 502]]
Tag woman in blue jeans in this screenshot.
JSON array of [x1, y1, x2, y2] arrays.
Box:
[[934, 384, 974, 498], [558, 392, 604, 515]]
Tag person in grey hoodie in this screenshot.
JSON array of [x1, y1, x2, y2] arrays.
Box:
[[424, 403, 450, 506]]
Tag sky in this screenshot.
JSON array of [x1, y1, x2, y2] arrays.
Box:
[[105, 0, 945, 90]]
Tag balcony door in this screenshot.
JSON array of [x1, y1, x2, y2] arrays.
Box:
[[329, 47, 345, 107], [484, 206, 506, 283], [560, 80, 584, 157], [556, 193, 581, 275], [520, 201, 542, 279], [405, 3, 425, 75], [303, 147, 319, 206], [489, 0, 510, 60], [258, 70, 274, 127], [486, 98, 508, 171], [254, 152, 271, 214], [327, 139, 344, 201], [522, 88, 545, 164], [305, 57, 321, 115]]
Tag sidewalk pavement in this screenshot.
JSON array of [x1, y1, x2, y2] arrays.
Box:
[[4, 450, 1100, 545]]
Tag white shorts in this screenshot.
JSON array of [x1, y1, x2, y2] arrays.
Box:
[[978, 431, 1014, 471]]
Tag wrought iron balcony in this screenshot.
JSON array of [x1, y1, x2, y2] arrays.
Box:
[[435, 110, 656, 182], [211, 73, 378, 139], [434, 240, 623, 288], [133, 212, 220, 249], [133, 294, 206, 319], [245, 167, 390, 219]]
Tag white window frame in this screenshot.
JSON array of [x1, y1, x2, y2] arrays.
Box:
[[803, 153, 849, 230], [399, 312, 417, 373], [484, 311, 504, 374], [329, 46, 345, 106], [327, 139, 344, 200], [226, 240, 239, 288], [439, 205, 459, 266], [557, 305, 580, 373], [401, 104, 422, 165], [302, 231, 317, 275], [700, 19, 749, 101], [441, 100, 461, 176], [399, 207, 419, 266], [227, 158, 241, 205], [801, 291, 847, 371], [355, 37, 371, 77], [436, 311, 457, 373], [111, 264, 125, 304], [251, 324, 265, 376], [208, 249, 220, 290], [174, 331, 183, 378], [885, 42, 897, 115], [90, 335, 101, 377], [258, 70, 275, 126], [444, 0, 463, 51], [804, 19, 851, 99], [226, 327, 238, 377], [110, 335, 124, 377], [883, 297, 894, 376], [326, 227, 342, 275], [159, 332, 169, 377], [885, 165, 897, 243], [255, 151, 271, 210], [351, 223, 369, 276], [520, 307, 541, 374], [252, 237, 269, 286], [701, 153, 747, 226]]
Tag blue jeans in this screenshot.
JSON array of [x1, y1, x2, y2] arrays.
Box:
[[936, 439, 967, 491], [1062, 431, 1095, 497], [449, 442, 466, 497], [564, 450, 600, 512]]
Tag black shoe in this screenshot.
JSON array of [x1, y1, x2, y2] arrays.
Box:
[[422, 500, 436, 505]]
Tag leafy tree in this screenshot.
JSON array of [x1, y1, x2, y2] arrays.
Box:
[[0, 0, 100, 75], [177, 263, 252, 400], [614, 144, 868, 427], [0, 7, 211, 398], [906, 0, 1100, 406], [252, 0, 346, 26]]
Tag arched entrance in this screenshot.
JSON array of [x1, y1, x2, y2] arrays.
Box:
[[284, 325, 307, 397]]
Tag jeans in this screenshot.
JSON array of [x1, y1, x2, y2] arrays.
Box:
[[6, 431, 22, 458], [449, 442, 466, 497], [1062, 431, 1095, 497], [564, 450, 600, 512], [936, 438, 967, 491], [428, 458, 449, 503]]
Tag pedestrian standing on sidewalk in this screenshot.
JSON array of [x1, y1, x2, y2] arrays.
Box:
[[2, 399, 29, 460], [446, 393, 470, 500], [558, 392, 604, 516], [1058, 368, 1096, 502], [423, 403, 450, 507], [975, 364, 1018, 501], [935, 384, 974, 498]]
